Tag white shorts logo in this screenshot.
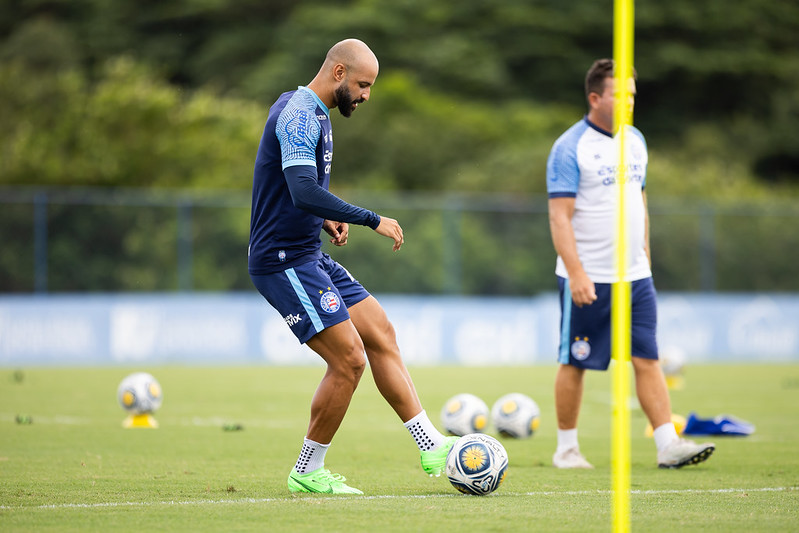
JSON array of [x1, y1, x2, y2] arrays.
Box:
[[284, 313, 302, 326], [320, 291, 340, 313], [571, 339, 591, 361]]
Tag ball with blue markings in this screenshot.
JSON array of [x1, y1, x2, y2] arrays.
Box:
[[491, 393, 541, 439], [445, 433, 508, 496]]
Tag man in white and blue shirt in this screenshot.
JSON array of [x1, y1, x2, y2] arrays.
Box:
[[546, 59, 714, 470]]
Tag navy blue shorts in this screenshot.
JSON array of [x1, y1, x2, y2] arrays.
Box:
[[251, 254, 370, 344], [557, 276, 659, 370]]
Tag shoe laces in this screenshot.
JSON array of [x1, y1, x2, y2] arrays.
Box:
[[562, 447, 583, 458], [317, 469, 347, 484]]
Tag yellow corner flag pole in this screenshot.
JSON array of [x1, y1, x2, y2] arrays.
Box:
[[612, 0, 634, 531]]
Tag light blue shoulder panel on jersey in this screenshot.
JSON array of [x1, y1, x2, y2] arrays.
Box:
[[546, 119, 589, 196], [276, 87, 330, 169]]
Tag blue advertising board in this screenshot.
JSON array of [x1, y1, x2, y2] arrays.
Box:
[[0, 293, 797, 366]]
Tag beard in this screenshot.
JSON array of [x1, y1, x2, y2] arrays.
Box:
[[334, 84, 363, 118]]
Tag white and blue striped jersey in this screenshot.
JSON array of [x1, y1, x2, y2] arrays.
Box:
[[546, 117, 651, 283]]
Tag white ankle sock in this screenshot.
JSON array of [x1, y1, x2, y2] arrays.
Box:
[[556, 428, 579, 454], [404, 410, 445, 451], [293, 437, 329, 474], [653, 423, 679, 452]]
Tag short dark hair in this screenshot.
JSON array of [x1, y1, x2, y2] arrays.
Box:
[[584, 58, 637, 99]]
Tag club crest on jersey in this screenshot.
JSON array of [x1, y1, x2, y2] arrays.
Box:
[[320, 291, 340, 313], [571, 337, 591, 360], [278, 250, 286, 262]]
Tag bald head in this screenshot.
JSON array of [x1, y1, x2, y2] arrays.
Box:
[[308, 39, 379, 117], [323, 39, 379, 74]]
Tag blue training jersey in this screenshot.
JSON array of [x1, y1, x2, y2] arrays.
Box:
[[248, 87, 334, 274], [249, 86, 379, 274]]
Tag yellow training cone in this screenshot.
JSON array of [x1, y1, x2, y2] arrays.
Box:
[[123, 413, 159, 428]]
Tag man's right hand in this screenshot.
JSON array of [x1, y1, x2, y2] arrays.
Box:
[[570, 271, 597, 307], [374, 216, 404, 251]]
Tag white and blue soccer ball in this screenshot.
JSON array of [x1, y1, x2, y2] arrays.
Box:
[[445, 433, 509, 496], [491, 393, 541, 439], [117, 372, 163, 414], [659, 345, 687, 376], [440, 393, 489, 436]]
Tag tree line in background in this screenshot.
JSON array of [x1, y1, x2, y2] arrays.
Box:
[[1, 0, 798, 294]]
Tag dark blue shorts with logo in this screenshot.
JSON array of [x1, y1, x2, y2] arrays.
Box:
[[557, 276, 659, 370], [251, 254, 370, 344]]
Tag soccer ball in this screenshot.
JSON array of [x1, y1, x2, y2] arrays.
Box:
[[440, 393, 489, 436], [445, 433, 509, 496], [117, 372, 163, 414], [491, 393, 541, 439], [659, 345, 686, 376], [659, 345, 687, 390]]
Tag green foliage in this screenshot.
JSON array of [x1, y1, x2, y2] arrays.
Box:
[[191, 205, 252, 291], [331, 73, 576, 193], [3, 0, 799, 189], [0, 203, 35, 290], [47, 203, 179, 291], [1, 2, 799, 294], [0, 59, 263, 188]]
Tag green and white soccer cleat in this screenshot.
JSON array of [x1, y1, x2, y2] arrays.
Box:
[[420, 436, 460, 477], [287, 468, 363, 495]]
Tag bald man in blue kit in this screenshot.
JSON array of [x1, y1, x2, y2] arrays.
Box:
[[248, 39, 457, 494]]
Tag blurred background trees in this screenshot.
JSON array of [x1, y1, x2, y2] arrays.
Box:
[[1, 0, 798, 294]]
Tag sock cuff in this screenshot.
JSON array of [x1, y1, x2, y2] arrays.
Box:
[[653, 423, 679, 451], [403, 409, 444, 451], [556, 428, 579, 453], [403, 409, 427, 428], [295, 437, 330, 474], [304, 437, 330, 449]]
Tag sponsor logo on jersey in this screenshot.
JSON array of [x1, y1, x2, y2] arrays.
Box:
[[284, 313, 302, 326], [317, 114, 328, 121], [320, 291, 340, 313], [571, 337, 591, 360], [601, 163, 645, 186]]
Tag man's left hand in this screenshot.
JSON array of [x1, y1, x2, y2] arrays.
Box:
[[323, 220, 349, 246]]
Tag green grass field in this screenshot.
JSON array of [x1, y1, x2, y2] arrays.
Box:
[[2, 364, 798, 532]]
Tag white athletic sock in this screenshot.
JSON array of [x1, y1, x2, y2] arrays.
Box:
[[404, 410, 445, 451], [556, 428, 579, 454], [293, 437, 329, 474], [653, 423, 680, 452]]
